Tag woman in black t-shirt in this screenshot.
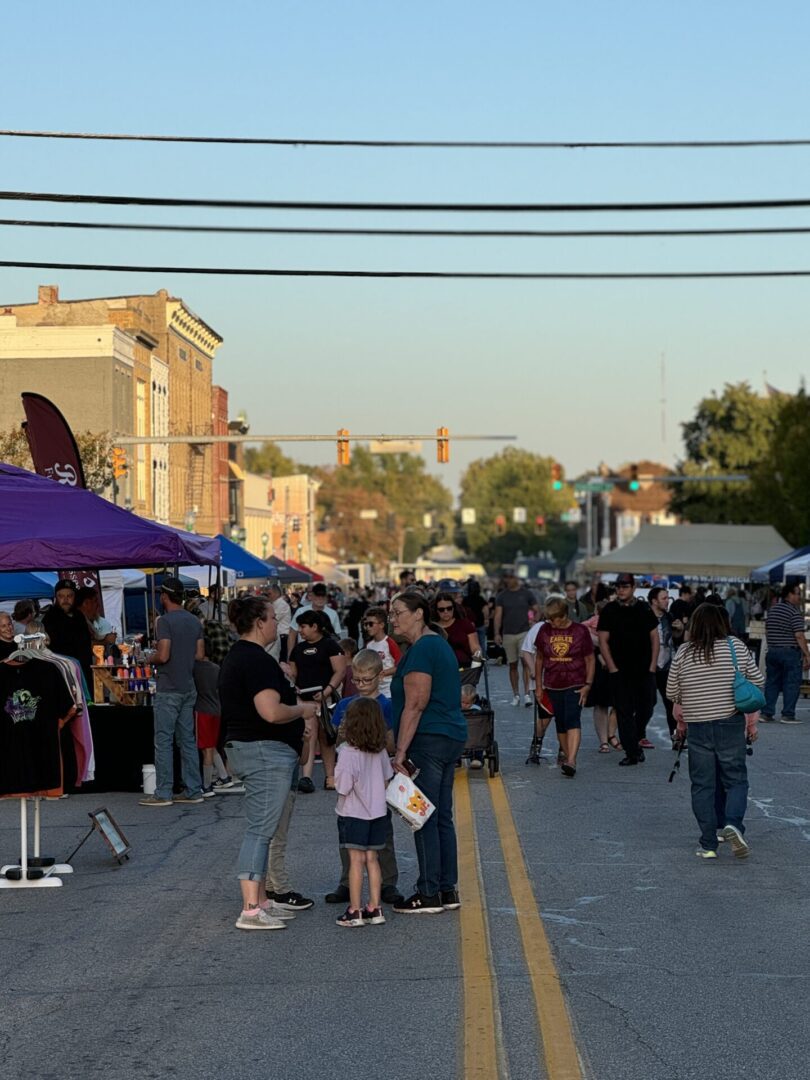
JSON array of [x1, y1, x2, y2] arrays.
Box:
[[288, 610, 347, 792], [218, 596, 318, 932]]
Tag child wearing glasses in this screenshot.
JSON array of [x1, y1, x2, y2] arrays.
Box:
[[325, 649, 403, 907], [361, 606, 401, 695]]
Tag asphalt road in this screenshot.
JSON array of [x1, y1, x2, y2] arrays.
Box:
[[1, 662, 809, 1079]]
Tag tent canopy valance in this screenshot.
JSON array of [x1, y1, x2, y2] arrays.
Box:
[[585, 524, 791, 580], [750, 545, 810, 584], [0, 462, 220, 571]]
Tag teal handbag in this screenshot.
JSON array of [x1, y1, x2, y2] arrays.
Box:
[[728, 638, 765, 713]]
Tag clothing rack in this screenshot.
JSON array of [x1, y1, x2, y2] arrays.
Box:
[[0, 631, 75, 889]]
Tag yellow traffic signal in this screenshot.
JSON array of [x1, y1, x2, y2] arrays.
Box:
[[337, 429, 351, 466], [112, 447, 127, 480], [437, 426, 449, 464]]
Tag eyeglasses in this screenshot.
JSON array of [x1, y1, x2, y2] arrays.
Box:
[[389, 607, 409, 619], [353, 675, 378, 685], [436, 604, 453, 612]]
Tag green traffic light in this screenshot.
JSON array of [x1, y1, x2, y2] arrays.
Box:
[[552, 480, 563, 491], [629, 480, 640, 491]]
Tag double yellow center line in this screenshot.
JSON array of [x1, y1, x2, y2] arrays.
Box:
[[455, 770, 583, 1080]]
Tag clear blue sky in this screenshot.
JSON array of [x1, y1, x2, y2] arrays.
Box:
[[1, 1, 809, 493]]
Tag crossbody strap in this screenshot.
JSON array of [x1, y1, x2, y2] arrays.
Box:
[[727, 636, 741, 673]]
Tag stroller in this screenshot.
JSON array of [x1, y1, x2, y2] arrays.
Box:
[[460, 659, 500, 777]]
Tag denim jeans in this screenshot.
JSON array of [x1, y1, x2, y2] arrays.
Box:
[[339, 809, 399, 889], [153, 690, 202, 799], [226, 740, 299, 880], [764, 647, 803, 719], [407, 733, 466, 897], [686, 715, 748, 852]]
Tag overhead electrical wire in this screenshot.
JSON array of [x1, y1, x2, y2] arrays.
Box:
[[1, 129, 810, 150], [3, 190, 810, 213], [3, 217, 810, 239], [1, 258, 809, 280]]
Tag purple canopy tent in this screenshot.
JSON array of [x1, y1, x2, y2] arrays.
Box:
[[0, 462, 220, 571]]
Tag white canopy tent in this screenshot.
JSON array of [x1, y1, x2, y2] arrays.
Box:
[[586, 524, 791, 581]]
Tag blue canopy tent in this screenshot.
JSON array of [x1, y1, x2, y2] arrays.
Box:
[[265, 555, 312, 584], [0, 571, 58, 601], [750, 545, 810, 584]]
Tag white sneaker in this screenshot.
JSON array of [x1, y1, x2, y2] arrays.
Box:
[[235, 908, 287, 931], [523, 693, 533, 707], [263, 900, 296, 920], [695, 848, 718, 859], [510, 695, 520, 707], [720, 824, 750, 858]]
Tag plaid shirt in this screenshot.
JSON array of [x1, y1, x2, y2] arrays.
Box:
[[203, 619, 236, 664]]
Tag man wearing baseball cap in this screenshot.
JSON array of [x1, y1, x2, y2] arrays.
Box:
[[140, 576, 206, 806], [596, 573, 660, 766]]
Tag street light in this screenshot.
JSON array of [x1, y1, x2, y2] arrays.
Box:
[[261, 531, 269, 559]]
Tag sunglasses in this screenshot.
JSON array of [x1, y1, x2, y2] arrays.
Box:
[[436, 605, 453, 612]]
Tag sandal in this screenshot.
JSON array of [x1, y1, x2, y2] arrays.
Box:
[[608, 736, 622, 751], [598, 742, 611, 754]]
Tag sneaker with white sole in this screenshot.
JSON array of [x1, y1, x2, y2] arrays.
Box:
[[695, 847, 718, 859], [510, 695, 520, 707], [524, 693, 533, 707], [336, 907, 365, 928], [173, 793, 205, 804], [235, 908, 287, 931], [201, 786, 215, 798], [393, 892, 444, 914], [261, 900, 296, 920], [212, 775, 237, 790], [720, 824, 750, 858], [363, 906, 386, 925], [268, 891, 315, 911], [780, 717, 801, 725]]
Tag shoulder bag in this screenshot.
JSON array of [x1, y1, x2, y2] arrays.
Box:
[[728, 637, 765, 713]]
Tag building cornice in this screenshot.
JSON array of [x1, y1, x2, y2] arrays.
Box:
[[166, 300, 222, 358]]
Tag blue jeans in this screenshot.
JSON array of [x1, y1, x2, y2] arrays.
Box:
[[764, 647, 803, 719], [686, 716, 748, 852], [153, 690, 202, 799], [408, 733, 466, 897], [225, 740, 299, 880]]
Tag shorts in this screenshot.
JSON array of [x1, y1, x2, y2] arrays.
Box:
[[196, 711, 221, 749], [547, 687, 583, 734], [502, 633, 527, 664], [337, 814, 388, 850]]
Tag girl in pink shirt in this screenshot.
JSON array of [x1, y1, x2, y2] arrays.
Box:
[[334, 698, 394, 927]]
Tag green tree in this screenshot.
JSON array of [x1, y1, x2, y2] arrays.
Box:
[[0, 428, 113, 492], [669, 382, 781, 523], [750, 387, 810, 546], [316, 448, 453, 561], [244, 441, 299, 476], [458, 448, 575, 567]]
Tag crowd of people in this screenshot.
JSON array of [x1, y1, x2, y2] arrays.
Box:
[[4, 564, 805, 926]]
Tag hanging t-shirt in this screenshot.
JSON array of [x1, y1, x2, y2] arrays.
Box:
[[290, 635, 343, 695], [0, 659, 75, 797], [219, 640, 303, 751]]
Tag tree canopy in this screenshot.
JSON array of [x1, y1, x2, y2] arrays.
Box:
[[0, 427, 113, 492], [458, 447, 576, 567], [750, 387, 810, 546], [244, 441, 299, 477], [668, 382, 781, 523]]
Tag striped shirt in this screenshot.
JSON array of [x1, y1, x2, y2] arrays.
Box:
[[765, 601, 805, 649], [666, 636, 764, 724]]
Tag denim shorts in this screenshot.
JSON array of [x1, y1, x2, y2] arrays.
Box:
[[338, 814, 388, 850]]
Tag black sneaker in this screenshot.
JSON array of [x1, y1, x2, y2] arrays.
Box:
[[393, 892, 444, 914], [269, 890, 314, 911], [618, 756, 639, 767], [325, 885, 350, 904], [335, 907, 365, 928], [362, 906, 386, 925], [441, 889, 460, 910], [380, 885, 405, 905], [297, 776, 315, 794], [637, 751, 646, 763]]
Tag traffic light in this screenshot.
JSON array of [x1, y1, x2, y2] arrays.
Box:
[[436, 426, 449, 464], [111, 447, 127, 480], [337, 428, 351, 466], [551, 462, 564, 491], [534, 515, 546, 536], [629, 463, 640, 491], [495, 514, 506, 535]]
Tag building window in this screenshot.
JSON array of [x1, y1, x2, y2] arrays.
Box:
[[179, 348, 187, 361], [195, 359, 203, 371]]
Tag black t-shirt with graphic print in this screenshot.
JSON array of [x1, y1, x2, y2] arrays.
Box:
[[0, 659, 74, 796]]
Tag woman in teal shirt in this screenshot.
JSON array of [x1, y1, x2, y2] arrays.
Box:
[[390, 592, 467, 914]]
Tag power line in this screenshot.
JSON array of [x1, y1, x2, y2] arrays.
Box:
[[2, 128, 810, 150], [4, 217, 810, 239], [3, 190, 810, 213], [2, 258, 810, 279]]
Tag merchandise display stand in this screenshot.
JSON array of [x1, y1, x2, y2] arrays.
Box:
[[0, 797, 73, 889]]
